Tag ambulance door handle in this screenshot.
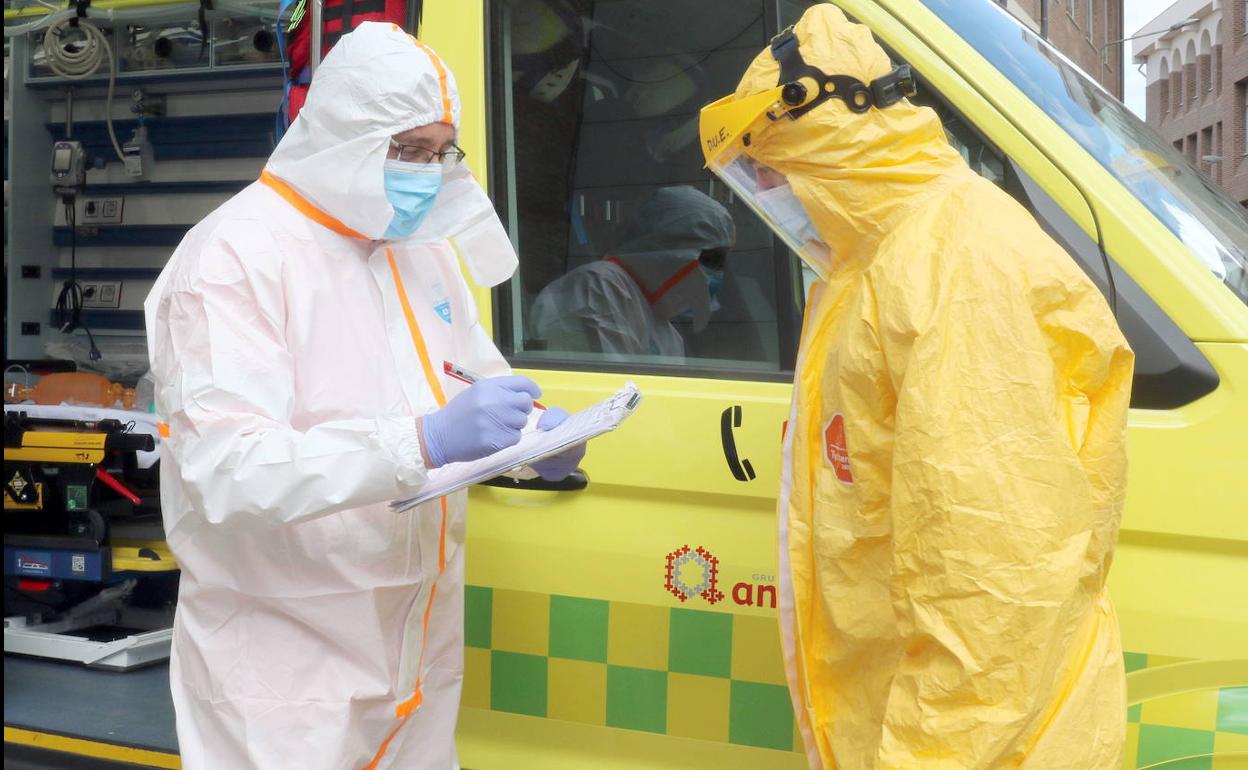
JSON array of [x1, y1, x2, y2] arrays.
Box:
[[479, 470, 589, 492]]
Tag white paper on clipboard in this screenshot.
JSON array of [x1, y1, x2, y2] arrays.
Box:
[[390, 382, 642, 512]]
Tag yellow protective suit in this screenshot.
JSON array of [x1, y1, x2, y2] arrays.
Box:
[[727, 7, 1135, 768]]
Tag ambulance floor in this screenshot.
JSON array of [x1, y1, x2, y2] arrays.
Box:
[[3, 655, 179, 769]]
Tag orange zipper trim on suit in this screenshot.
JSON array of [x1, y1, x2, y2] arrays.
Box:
[[263, 148, 453, 769], [363, 250, 452, 770], [386, 249, 448, 407], [258, 171, 369, 240], [412, 42, 454, 124], [396, 27, 454, 125]]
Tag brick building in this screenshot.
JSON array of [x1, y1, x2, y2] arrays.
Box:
[[1135, 0, 1248, 205], [997, 0, 1126, 98]]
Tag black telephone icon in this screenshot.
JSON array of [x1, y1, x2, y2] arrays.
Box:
[[720, 405, 756, 482]]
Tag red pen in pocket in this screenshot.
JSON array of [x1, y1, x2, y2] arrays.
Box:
[[443, 361, 547, 410]]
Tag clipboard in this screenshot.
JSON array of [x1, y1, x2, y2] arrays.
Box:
[[391, 382, 642, 512]]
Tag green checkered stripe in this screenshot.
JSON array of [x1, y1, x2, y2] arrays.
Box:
[[462, 587, 1248, 763], [462, 586, 799, 752], [1123, 652, 1248, 770]]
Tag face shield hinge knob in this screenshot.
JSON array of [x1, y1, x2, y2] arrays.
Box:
[[781, 82, 807, 107]]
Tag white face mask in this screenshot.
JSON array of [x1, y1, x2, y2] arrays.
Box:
[[755, 183, 821, 248]]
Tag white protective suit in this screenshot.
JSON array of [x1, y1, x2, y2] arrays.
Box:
[[144, 22, 518, 770], [529, 186, 733, 359]]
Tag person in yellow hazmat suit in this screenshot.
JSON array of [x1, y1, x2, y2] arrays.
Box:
[[699, 7, 1134, 769]]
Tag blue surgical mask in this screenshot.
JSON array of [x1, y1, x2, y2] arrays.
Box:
[[383, 159, 442, 239], [701, 264, 725, 312]]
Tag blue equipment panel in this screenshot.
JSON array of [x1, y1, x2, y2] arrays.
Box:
[[5, 547, 109, 581]]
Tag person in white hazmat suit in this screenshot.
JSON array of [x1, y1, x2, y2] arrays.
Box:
[[529, 186, 733, 359], [143, 22, 585, 770]]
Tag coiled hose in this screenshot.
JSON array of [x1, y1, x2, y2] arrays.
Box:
[[42, 16, 125, 161]]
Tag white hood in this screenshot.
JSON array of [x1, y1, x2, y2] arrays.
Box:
[[266, 22, 517, 286], [611, 186, 734, 330]]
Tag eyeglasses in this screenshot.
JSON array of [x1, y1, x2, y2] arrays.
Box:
[[388, 139, 467, 171]]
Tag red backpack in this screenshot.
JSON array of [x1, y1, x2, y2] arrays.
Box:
[[280, 0, 413, 126]]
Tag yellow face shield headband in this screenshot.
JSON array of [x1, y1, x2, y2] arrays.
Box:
[[698, 26, 917, 169]]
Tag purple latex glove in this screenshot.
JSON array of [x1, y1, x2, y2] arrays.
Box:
[[419, 375, 541, 468], [529, 407, 587, 481]]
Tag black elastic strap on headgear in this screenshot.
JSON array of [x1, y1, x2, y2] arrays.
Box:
[[768, 26, 916, 119]]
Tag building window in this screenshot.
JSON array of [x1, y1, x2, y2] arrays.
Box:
[[1087, 0, 1095, 38], [1201, 125, 1215, 177], [1067, 0, 1076, 19], [1216, 47, 1224, 96], [1238, 81, 1248, 158], [1215, 121, 1224, 185]]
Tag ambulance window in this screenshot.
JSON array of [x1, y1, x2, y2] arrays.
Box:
[[486, 0, 808, 380], [1005, 159, 1220, 408], [872, 32, 1220, 408]]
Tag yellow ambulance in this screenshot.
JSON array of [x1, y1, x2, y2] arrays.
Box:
[[415, 0, 1248, 767]]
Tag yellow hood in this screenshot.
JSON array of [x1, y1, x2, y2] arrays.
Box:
[[733, 5, 968, 264]]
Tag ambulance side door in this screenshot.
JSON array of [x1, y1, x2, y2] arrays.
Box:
[[444, 1, 814, 764]]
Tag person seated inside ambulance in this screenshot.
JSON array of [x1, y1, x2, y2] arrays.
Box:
[[529, 185, 735, 361]]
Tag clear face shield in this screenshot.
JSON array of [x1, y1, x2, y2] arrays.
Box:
[[710, 143, 833, 279]]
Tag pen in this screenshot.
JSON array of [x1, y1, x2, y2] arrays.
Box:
[[443, 360, 547, 410]]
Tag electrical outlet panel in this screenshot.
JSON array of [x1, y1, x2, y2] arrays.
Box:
[[81, 197, 124, 225], [81, 281, 123, 309]]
